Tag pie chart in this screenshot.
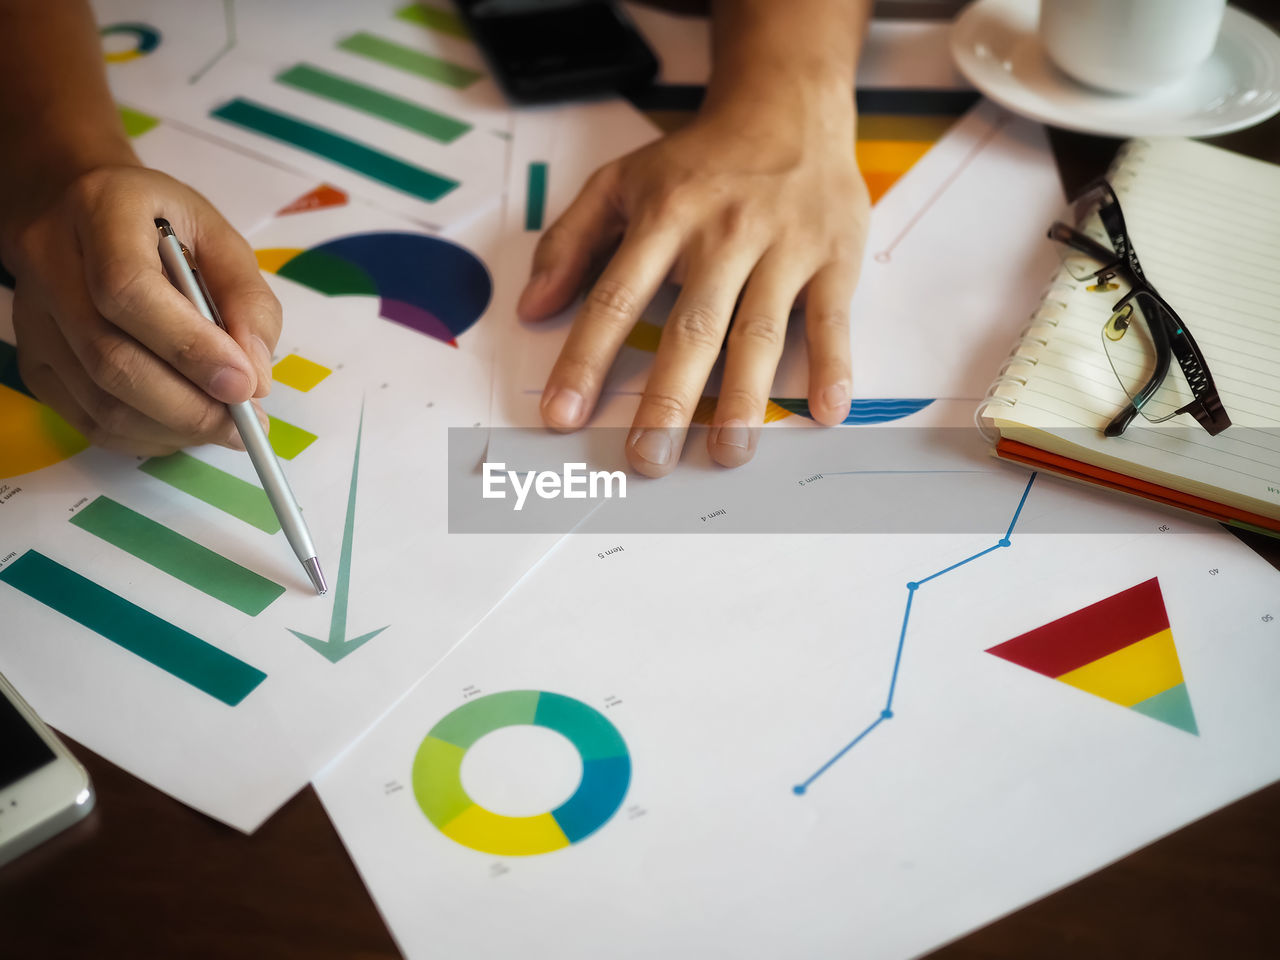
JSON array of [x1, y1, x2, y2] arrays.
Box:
[[0, 342, 89, 481], [257, 232, 492, 347]]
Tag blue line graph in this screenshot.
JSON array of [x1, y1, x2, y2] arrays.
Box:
[[793, 472, 1038, 795]]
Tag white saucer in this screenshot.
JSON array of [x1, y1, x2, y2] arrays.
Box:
[[950, 0, 1280, 138]]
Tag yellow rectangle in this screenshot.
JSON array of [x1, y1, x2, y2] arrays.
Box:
[[856, 139, 936, 174], [272, 353, 332, 392], [1056, 628, 1183, 708]]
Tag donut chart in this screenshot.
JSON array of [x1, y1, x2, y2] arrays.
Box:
[[101, 23, 161, 63], [413, 690, 630, 856]]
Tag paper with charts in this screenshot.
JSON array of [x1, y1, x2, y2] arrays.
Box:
[[94, 0, 511, 230], [0, 197, 557, 832], [316, 452, 1280, 959]]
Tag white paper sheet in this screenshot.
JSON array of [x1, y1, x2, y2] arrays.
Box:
[[94, 0, 511, 230], [0, 200, 561, 832], [835, 100, 1065, 400], [315, 456, 1280, 959], [129, 117, 316, 235]]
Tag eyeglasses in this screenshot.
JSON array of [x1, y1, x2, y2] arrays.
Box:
[[1048, 178, 1231, 438]]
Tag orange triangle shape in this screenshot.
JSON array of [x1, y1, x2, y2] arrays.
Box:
[[277, 184, 348, 216]]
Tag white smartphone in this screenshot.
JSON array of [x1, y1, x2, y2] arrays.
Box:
[[0, 671, 94, 868]]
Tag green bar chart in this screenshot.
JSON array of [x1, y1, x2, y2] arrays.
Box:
[[337, 32, 481, 89], [70, 496, 284, 616], [139, 451, 282, 534], [0, 551, 267, 707], [211, 98, 459, 203], [276, 64, 471, 143]]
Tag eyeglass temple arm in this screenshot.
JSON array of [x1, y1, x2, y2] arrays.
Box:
[[1104, 294, 1175, 438], [1047, 222, 1121, 271]]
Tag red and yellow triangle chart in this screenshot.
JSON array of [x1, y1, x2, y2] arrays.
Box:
[[986, 578, 1198, 735]]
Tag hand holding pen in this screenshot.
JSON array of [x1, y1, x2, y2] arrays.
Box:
[[4, 167, 279, 456]]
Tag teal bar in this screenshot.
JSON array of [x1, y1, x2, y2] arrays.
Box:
[[337, 32, 481, 89], [211, 98, 459, 203], [0, 551, 266, 706], [139, 451, 281, 534], [525, 162, 547, 231], [70, 496, 284, 616], [276, 63, 471, 144]]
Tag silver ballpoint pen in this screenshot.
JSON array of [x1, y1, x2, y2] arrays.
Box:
[[155, 218, 327, 595]]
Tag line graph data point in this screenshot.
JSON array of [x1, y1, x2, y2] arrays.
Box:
[[881, 709, 893, 719], [907, 582, 919, 591], [793, 785, 806, 796], [999, 538, 1011, 547]]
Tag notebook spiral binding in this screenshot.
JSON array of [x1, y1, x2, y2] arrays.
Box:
[[974, 140, 1150, 442], [974, 273, 1076, 442]]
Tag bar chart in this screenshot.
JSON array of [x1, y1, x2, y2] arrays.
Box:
[[206, 4, 500, 218], [0, 350, 338, 706]]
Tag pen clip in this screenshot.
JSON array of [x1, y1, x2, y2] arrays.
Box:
[[181, 243, 227, 331]]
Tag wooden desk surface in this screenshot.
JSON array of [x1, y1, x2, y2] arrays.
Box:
[[4, 4, 1280, 956]]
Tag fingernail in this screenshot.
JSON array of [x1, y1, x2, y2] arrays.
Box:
[[209, 367, 251, 402], [823, 383, 850, 412], [630, 428, 673, 467], [714, 419, 749, 450], [542, 387, 584, 426], [250, 335, 273, 384]]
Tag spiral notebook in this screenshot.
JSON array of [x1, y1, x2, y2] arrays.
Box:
[[978, 137, 1280, 534]]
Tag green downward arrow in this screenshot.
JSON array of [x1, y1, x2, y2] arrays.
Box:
[[289, 401, 388, 662]]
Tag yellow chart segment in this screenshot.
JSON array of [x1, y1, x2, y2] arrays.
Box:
[[256, 248, 304, 273], [0, 385, 89, 481], [1056, 629, 1184, 708], [440, 805, 572, 856]]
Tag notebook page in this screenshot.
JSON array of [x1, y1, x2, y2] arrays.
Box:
[[990, 137, 1280, 519]]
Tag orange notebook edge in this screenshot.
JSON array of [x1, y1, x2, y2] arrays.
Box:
[[994, 438, 1280, 538]]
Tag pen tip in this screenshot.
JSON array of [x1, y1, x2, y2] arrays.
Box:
[[303, 557, 328, 596]]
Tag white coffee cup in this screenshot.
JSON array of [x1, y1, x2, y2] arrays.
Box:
[[1039, 0, 1226, 95]]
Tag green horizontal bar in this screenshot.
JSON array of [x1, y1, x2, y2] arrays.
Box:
[[338, 32, 481, 89], [395, 3, 469, 38], [267, 415, 317, 460], [139, 451, 281, 534], [276, 63, 470, 144], [0, 550, 266, 706], [525, 162, 547, 231], [70, 496, 284, 616], [211, 98, 459, 203]]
